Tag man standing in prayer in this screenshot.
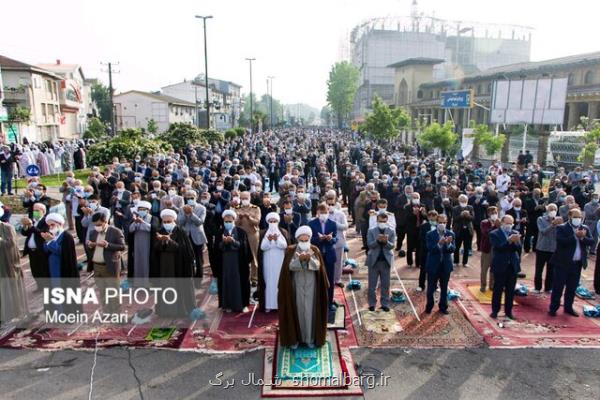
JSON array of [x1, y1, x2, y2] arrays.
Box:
[[365, 212, 396, 312], [236, 191, 261, 286], [0, 206, 28, 323], [20, 203, 49, 292], [127, 201, 159, 286], [258, 212, 289, 312]]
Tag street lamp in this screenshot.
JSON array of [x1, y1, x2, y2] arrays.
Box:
[[246, 57, 255, 135], [267, 76, 275, 129], [195, 15, 213, 130]]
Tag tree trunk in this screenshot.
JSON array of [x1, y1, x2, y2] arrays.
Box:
[[337, 112, 343, 129]]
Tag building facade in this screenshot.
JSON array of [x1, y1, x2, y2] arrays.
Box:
[[0, 55, 62, 143], [113, 90, 195, 133]]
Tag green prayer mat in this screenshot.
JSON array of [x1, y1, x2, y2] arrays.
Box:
[[145, 327, 176, 341], [277, 341, 333, 380]]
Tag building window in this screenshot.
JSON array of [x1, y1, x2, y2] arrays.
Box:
[[417, 90, 423, 99], [568, 73, 575, 85], [584, 70, 594, 85]]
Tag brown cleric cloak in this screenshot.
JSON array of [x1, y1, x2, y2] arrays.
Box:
[[277, 244, 329, 348], [257, 228, 289, 312]]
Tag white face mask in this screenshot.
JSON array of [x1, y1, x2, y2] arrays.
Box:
[[269, 222, 278, 230], [571, 218, 582, 227], [489, 214, 498, 221], [412, 199, 420, 205], [459, 202, 467, 208], [547, 210, 557, 218], [297, 241, 310, 252], [377, 222, 387, 230], [49, 226, 61, 235], [318, 214, 328, 222], [241, 199, 250, 206], [437, 223, 446, 232], [94, 225, 105, 233]]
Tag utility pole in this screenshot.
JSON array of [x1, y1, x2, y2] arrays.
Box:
[[195, 15, 213, 130], [101, 62, 119, 135], [246, 58, 255, 135], [267, 76, 274, 129]]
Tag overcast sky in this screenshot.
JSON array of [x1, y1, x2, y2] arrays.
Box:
[[2, 0, 598, 109]]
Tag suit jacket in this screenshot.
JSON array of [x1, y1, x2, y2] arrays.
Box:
[[365, 226, 396, 268], [21, 217, 48, 255], [111, 190, 131, 215], [506, 208, 528, 235], [308, 218, 338, 265], [490, 228, 522, 275], [88, 225, 126, 274], [177, 204, 207, 245], [549, 223, 594, 269], [451, 205, 474, 236], [425, 228, 455, 274]]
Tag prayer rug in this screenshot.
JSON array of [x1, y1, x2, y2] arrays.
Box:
[[261, 330, 363, 397], [466, 284, 518, 306], [454, 279, 600, 348]]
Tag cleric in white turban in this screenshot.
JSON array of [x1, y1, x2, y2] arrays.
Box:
[[257, 211, 289, 312], [127, 200, 158, 285]]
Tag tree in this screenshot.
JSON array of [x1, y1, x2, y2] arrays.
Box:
[[91, 82, 112, 124], [83, 117, 107, 139], [320, 106, 332, 127], [326, 61, 359, 129], [87, 128, 172, 166], [7, 106, 31, 143], [578, 122, 600, 166], [147, 119, 158, 134], [362, 95, 409, 142], [473, 123, 506, 156], [417, 121, 458, 155], [159, 123, 207, 151]]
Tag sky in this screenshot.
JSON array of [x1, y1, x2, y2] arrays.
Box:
[[2, 0, 599, 110]]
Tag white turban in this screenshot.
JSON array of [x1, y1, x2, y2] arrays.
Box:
[[46, 213, 65, 225], [222, 209, 237, 220], [295, 225, 312, 239], [160, 209, 177, 220], [266, 212, 280, 223], [136, 201, 152, 210]]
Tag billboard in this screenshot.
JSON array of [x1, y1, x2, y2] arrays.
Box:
[[490, 78, 568, 125], [440, 89, 473, 109]]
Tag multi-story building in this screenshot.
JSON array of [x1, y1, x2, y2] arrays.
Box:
[[350, 6, 532, 120], [37, 60, 92, 139], [0, 55, 62, 143], [113, 90, 196, 133], [161, 76, 241, 130]]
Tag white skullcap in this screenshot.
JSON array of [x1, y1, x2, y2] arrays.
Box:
[[160, 209, 177, 219], [46, 213, 65, 225], [222, 209, 237, 219], [137, 201, 152, 210], [295, 225, 312, 239], [266, 212, 280, 222]]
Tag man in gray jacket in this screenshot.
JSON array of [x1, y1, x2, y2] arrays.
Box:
[[366, 212, 397, 312], [535, 204, 562, 293], [88, 212, 126, 313], [177, 191, 207, 278]]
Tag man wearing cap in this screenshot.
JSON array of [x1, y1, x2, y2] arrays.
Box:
[[278, 225, 329, 349]]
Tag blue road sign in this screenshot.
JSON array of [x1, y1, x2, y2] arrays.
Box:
[[440, 90, 473, 109], [26, 164, 40, 177]]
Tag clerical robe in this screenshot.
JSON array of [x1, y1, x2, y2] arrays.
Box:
[[0, 222, 28, 323], [214, 227, 252, 312]]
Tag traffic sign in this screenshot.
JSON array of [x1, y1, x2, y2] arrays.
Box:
[[26, 164, 40, 177], [440, 89, 473, 109]]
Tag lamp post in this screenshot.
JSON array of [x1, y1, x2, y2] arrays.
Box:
[[246, 58, 255, 135], [267, 76, 274, 129], [195, 15, 213, 130]]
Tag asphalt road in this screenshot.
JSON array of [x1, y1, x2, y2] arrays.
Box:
[[0, 347, 598, 400]]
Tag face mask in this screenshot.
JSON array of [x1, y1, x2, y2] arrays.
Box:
[[117, 188, 124, 193], [187, 199, 196, 205], [318, 214, 328, 222], [377, 222, 388, 230], [216, 185, 224, 191], [429, 220, 437, 226], [459, 202, 467, 208], [163, 222, 175, 232], [137, 210, 147, 218], [547, 210, 557, 218], [437, 223, 446, 232], [502, 224, 513, 233], [32, 210, 42, 220], [297, 241, 310, 252], [223, 221, 234, 231], [412, 199, 420, 205], [241, 199, 250, 206], [34, 190, 42, 197], [593, 198, 599, 204], [559, 196, 566, 202], [269, 222, 278, 230], [513, 206, 521, 211], [378, 208, 387, 214], [571, 218, 582, 227], [49, 227, 61, 235], [489, 214, 498, 221], [168, 190, 176, 196], [153, 186, 161, 191], [284, 208, 293, 215], [94, 225, 105, 233], [200, 199, 210, 205], [89, 202, 98, 210]]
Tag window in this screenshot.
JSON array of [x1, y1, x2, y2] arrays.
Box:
[[568, 73, 575, 85], [417, 90, 423, 99], [584, 70, 594, 85]]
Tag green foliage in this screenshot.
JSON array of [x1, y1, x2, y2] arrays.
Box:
[[417, 121, 458, 154], [83, 117, 107, 139], [326, 61, 359, 128], [362, 95, 409, 141], [578, 124, 600, 166], [234, 127, 246, 137], [201, 129, 225, 144], [91, 82, 112, 124], [473, 124, 506, 156], [159, 123, 207, 151], [147, 118, 158, 134], [87, 128, 172, 166], [8, 106, 31, 124], [225, 129, 237, 140]]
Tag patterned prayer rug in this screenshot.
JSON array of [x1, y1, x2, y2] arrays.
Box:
[[261, 331, 363, 397], [454, 279, 600, 348]]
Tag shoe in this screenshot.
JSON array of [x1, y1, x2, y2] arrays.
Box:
[[251, 282, 257, 287], [489, 312, 498, 319], [407, 264, 413, 268], [398, 250, 406, 257], [480, 288, 486, 293], [416, 287, 423, 292], [290, 343, 299, 350], [533, 289, 541, 294], [565, 309, 580, 317], [336, 282, 345, 288], [462, 264, 468, 268], [548, 310, 557, 317], [368, 306, 375, 312], [381, 306, 390, 312], [517, 273, 526, 278], [329, 305, 337, 312], [505, 313, 515, 320], [439, 309, 449, 315]]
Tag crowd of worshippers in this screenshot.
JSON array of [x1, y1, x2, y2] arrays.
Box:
[[2, 128, 600, 348]]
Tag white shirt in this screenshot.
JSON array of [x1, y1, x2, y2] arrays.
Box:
[[572, 225, 582, 261], [496, 174, 510, 193], [27, 220, 40, 249]]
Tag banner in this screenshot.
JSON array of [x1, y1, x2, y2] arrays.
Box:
[[461, 128, 475, 158]]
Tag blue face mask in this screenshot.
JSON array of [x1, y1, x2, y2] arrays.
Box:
[[137, 210, 147, 218], [163, 223, 175, 232], [224, 222, 234, 231]]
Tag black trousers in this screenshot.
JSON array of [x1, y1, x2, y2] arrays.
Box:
[[491, 270, 517, 315], [361, 221, 370, 249], [206, 234, 217, 278], [473, 224, 482, 251], [454, 230, 472, 265], [396, 224, 406, 251], [426, 267, 450, 312], [190, 240, 204, 278], [595, 243, 600, 293], [534, 250, 554, 291], [524, 226, 538, 253], [550, 262, 582, 313], [75, 216, 84, 243], [325, 261, 335, 306]]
